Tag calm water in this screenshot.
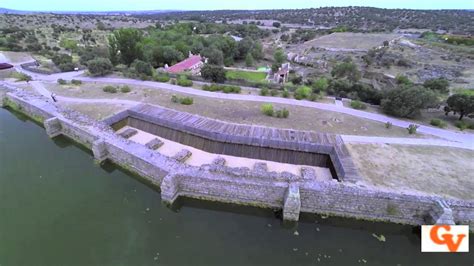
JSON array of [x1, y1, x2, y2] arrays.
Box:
[[0, 108, 472, 266]]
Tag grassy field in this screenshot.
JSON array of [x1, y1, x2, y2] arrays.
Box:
[[347, 144, 474, 200], [44, 82, 424, 138], [226, 70, 267, 82]]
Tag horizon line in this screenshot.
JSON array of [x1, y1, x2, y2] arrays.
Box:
[[1, 6, 473, 13]]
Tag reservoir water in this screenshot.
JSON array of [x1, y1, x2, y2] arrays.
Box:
[[0, 108, 472, 265]]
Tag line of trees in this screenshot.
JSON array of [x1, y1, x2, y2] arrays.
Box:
[[105, 24, 264, 69]]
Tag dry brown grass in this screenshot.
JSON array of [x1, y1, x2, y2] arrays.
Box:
[[61, 102, 128, 120], [347, 143, 474, 200], [303, 33, 402, 50]]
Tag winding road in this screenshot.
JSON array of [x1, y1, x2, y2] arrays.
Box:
[[3, 61, 473, 150]]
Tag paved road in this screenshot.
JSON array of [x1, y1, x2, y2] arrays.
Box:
[[9, 66, 474, 149]]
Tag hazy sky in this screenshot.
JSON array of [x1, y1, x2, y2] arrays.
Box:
[[2, 0, 473, 11]]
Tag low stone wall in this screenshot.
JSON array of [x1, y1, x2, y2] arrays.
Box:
[[1, 84, 473, 229]]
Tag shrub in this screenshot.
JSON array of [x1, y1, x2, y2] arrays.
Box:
[[201, 64, 226, 83], [275, 108, 290, 118], [309, 93, 322, 102], [171, 95, 179, 103], [58, 62, 76, 72], [260, 87, 269, 96], [71, 79, 82, 85], [381, 86, 438, 118], [294, 86, 312, 100], [282, 89, 290, 98], [153, 74, 170, 83], [179, 97, 194, 105], [57, 78, 67, 85], [430, 119, 447, 128], [87, 57, 113, 77], [312, 77, 329, 93], [177, 76, 193, 87], [385, 122, 392, 129], [202, 84, 241, 93], [455, 121, 469, 131], [261, 103, 274, 116], [52, 53, 72, 66], [290, 75, 303, 85], [120, 85, 131, 93], [350, 100, 367, 110], [407, 124, 419, 134], [270, 89, 279, 96], [223, 85, 241, 94], [132, 59, 153, 77], [103, 85, 117, 93], [424, 78, 449, 93], [171, 95, 193, 105]]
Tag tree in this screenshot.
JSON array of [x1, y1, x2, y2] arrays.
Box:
[[274, 48, 285, 65], [381, 86, 438, 118], [331, 62, 361, 83], [251, 42, 263, 60], [87, 57, 113, 77], [109, 28, 143, 66], [273, 22, 281, 28], [132, 59, 153, 76], [52, 53, 73, 66], [161, 46, 184, 66], [423, 78, 449, 93], [245, 53, 254, 67], [237, 37, 254, 59], [108, 35, 120, 65], [446, 94, 474, 120], [96, 21, 106, 30], [201, 64, 226, 83], [79, 46, 109, 66], [201, 47, 224, 65], [52, 53, 76, 72]]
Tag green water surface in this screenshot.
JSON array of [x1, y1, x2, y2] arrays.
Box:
[[0, 108, 472, 266]]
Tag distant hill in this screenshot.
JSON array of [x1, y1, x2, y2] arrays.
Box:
[[0, 7, 37, 14], [0, 7, 176, 15]]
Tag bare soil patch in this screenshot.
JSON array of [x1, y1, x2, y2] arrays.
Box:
[[347, 143, 474, 200]]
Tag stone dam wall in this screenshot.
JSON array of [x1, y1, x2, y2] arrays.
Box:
[[1, 85, 473, 229]]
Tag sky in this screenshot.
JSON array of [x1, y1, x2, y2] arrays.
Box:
[[1, 0, 473, 11]]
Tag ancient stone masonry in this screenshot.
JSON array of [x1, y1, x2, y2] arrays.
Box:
[[44, 117, 62, 138], [105, 104, 361, 182], [1, 84, 473, 229], [283, 183, 301, 221]]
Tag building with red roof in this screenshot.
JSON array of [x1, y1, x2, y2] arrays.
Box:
[[165, 53, 205, 75]]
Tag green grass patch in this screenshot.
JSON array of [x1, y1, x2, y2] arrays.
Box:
[[454, 88, 474, 96], [226, 70, 267, 82]]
